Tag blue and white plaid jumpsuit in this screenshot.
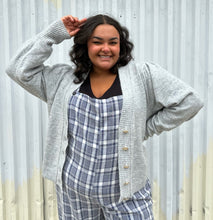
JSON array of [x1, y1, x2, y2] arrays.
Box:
[[56, 75, 154, 220]]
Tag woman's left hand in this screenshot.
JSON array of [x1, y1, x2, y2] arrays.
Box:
[[61, 15, 87, 36]]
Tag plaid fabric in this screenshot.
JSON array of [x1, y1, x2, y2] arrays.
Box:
[[57, 91, 154, 220]]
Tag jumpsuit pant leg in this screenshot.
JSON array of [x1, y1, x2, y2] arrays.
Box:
[[56, 185, 105, 220], [102, 180, 154, 220], [56, 180, 154, 220]]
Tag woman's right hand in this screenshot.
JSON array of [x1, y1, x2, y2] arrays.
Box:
[[61, 15, 87, 37]]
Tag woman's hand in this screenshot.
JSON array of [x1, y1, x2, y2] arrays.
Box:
[[61, 15, 87, 36]]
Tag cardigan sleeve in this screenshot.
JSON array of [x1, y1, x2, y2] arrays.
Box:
[[5, 20, 72, 103], [143, 62, 204, 139]]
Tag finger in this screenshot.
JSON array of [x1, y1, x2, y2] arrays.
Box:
[[79, 18, 87, 25], [69, 16, 79, 26], [71, 17, 79, 24], [68, 15, 76, 23], [69, 15, 74, 22], [62, 15, 72, 21], [61, 15, 74, 25], [70, 28, 80, 36]]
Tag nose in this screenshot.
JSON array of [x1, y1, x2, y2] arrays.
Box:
[[101, 43, 110, 53]]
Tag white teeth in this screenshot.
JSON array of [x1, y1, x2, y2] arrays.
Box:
[[99, 55, 111, 58]]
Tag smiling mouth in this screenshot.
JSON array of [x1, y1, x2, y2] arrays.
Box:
[[98, 55, 112, 58]]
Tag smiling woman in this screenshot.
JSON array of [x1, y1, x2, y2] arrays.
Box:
[[6, 13, 203, 220]]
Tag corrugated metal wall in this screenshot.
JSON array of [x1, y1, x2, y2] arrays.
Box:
[[0, 0, 212, 219]]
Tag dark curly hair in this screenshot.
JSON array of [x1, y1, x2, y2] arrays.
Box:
[[70, 14, 134, 83]]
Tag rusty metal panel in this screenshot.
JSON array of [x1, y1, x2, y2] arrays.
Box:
[[0, 0, 212, 219]]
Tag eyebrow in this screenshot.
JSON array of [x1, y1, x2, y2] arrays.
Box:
[[92, 36, 119, 41]]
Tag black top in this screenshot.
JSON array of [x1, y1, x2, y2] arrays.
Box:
[[79, 74, 122, 99]]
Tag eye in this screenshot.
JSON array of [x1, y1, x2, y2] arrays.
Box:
[[110, 41, 118, 45], [93, 41, 102, 45]]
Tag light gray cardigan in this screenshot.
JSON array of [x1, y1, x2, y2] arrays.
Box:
[[6, 20, 203, 202]]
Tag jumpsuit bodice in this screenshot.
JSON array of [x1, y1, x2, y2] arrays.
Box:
[[59, 75, 153, 219], [63, 88, 123, 205]]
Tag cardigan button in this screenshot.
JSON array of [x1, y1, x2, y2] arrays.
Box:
[[123, 130, 128, 134], [124, 181, 130, 185], [123, 197, 130, 201], [123, 165, 129, 169], [122, 147, 129, 151]]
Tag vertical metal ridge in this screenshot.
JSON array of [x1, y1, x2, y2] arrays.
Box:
[[192, 0, 205, 219], [205, 1, 213, 219]]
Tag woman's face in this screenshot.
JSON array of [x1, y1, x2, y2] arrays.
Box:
[[87, 24, 120, 73]]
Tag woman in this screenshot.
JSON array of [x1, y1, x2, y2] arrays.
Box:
[[6, 14, 203, 220]]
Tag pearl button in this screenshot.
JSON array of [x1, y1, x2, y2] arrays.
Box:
[[122, 147, 129, 151], [124, 165, 129, 169]]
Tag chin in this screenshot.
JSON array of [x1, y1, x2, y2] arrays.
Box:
[[101, 63, 117, 69]]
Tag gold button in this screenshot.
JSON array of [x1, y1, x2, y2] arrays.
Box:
[[124, 165, 129, 169], [123, 130, 128, 134], [124, 181, 129, 185], [123, 197, 130, 201], [122, 147, 129, 151]]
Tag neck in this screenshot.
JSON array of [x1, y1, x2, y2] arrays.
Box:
[[91, 65, 118, 78], [91, 68, 114, 78]]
